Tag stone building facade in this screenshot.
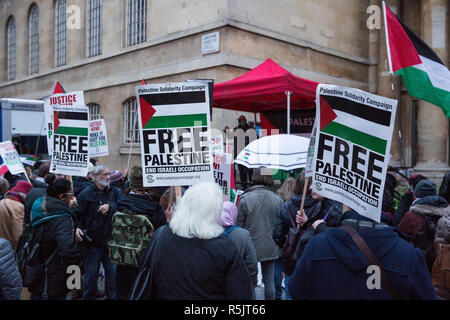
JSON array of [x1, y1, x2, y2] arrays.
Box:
[[0, 0, 448, 183]]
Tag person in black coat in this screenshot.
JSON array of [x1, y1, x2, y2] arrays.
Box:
[[0, 237, 22, 300], [130, 182, 253, 300], [273, 173, 316, 280], [439, 171, 450, 203], [115, 166, 167, 300], [28, 178, 80, 300], [394, 175, 427, 226], [74, 165, 122, 300]]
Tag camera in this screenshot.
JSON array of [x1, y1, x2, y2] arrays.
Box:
[[81, 229, 94, 243]]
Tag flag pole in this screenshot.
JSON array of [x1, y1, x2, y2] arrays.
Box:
[[383, 1, 406, 173]]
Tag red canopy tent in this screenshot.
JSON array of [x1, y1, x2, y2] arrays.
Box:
[[213, 59, 320, 133]]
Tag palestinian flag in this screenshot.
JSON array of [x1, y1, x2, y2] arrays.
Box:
[[21, 155, 38, 167], [319, 92, 393, 156], [53, 111, 89, 136], [383, 2, 450, 118], [138, 91, 207, 129]]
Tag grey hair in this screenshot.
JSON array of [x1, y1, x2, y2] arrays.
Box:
[[92, 165, 109, 176], [0, 177, 10, 195]]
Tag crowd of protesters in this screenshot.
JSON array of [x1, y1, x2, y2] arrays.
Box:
[[0, 153, 450, 301]]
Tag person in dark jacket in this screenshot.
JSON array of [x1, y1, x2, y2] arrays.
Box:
[[289, 209, 436, 300], [73, 163, 94, 198], [74, 165, 122, 300], [237, 167, 284, 300], [439, 171, 450, 203], [394, 174, 427, 226], [398, 179, 450, 273], [0, 237, 22, 300], [294, 185, 342, 260], [131, 182, 253, 300], [234, 116, 257, 190], [272, 172, 315, 299], [115, 166, 167, 300], [28, 178, 80, 300]]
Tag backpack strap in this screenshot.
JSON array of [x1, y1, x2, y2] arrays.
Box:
[[340, 225, 401, 300], [223, 225, 240, 239], [2, 200, 13, 217]]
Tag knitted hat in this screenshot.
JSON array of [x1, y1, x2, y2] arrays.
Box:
[[110, 170, 124, 183], [128, 166, 146, 190], [408, 174, 427, 189], [414, 180, 437, 199], [11, 180, 33, 195], [87, 162, 94, 174]]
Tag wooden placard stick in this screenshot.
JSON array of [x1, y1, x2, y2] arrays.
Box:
[[297, 177, 309, 228], [168, 186, 174, 208], [175, 186, 182, 205]]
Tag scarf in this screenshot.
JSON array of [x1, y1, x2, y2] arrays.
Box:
[[5, 191, 25, 204]]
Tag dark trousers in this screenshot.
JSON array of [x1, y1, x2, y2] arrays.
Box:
[[116, 265, 139, 300], [82, 246, 117, 300]]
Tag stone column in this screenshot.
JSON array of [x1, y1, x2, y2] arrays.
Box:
[[415, 0, 449, 182]]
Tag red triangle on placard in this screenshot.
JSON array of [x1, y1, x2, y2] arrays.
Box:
[[139, 96, 156, 128], [319, 96, 337, 130], [54, 112, 60, 132], [52, 81, 65, 94]]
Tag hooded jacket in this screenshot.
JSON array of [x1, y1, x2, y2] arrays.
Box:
[[24, 179, 48, 226], [237, 185, 284, 262], [0, 238, 22, 300], [288, 212, 436, 300], [28, 196, 80, 298]]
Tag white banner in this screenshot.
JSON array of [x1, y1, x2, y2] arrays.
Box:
[[89, 119, 109, 157], [0, 141, 25, 175], [136, 82, 213, 187], [312, 84, 397, 222], [49, 91, 90, 177]]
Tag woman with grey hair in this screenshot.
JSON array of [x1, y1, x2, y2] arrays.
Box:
[[130, 181, 253, 300], [0, 177, 10, 199]]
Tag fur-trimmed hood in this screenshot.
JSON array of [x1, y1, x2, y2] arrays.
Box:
[[410, 195, 449, 217]]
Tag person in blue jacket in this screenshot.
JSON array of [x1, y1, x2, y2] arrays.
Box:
[[288, 209, 436, 300]]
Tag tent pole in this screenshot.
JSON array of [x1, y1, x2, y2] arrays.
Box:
[[286, 91, 292, 134]]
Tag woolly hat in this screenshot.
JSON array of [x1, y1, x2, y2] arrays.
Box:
[[408, 174, 427, 189], [11, 180, 33, 195], [414, 179, 437, 199], [128, 166, 146, 190], [110, 170, 124, 183]]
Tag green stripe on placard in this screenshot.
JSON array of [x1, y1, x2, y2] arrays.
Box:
[[321, 122, 387, 155], [144, 114, 207, 129], [55, 127, 88, 136]]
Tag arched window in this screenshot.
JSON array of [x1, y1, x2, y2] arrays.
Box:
[[86, 0, 102, 57], [7, 16, 16, 80], [29, 4, 40, 74], [124, 98, 140, 143], [88, 103, 101, 120], [55, 0, 67, 67], [126, 0, 147, 46]]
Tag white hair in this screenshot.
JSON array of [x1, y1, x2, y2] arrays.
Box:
[[169, 181, 224, 239]]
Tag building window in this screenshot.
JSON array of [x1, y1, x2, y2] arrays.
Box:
[[124, 98, 140, 143], [55, 0, 67, 67], [7, 16, 16, 80], [88, 103, 101, 120], [29, 4, 39, 74], [126, 0, 147, 46], [87, 0, 102, 57]]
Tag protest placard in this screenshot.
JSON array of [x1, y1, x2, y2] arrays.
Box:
[[44, 98, 54, 156], [211, 134, 224, 154], [49, 91, 90, 177], [213, 152, 232, 201], [311, 84, 397, 222], [89, 119, 109, 157], [136, 82, 213, 187], [0, 141, 26, 175]]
